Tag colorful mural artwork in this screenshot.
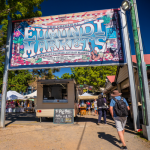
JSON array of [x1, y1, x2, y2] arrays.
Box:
[[9, 9, 126, 69]]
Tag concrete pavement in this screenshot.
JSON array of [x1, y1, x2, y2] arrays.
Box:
[[0, 113, 149, 150]]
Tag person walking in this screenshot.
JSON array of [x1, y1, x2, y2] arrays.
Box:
[[102, 94, 107, 124], [94, 99, 98, 115], [110, 90, 129, 150], [97, 94, 105, 125]]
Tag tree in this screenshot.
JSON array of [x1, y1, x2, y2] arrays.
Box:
[[7, 70, 32, 93], [0, 50, 5, 92], [0, 0, 45, 93], [0, 0, 44, 48], [61, 73, 73, 79], [61, 66, 117, 91]]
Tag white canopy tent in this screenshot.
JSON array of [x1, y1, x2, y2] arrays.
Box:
[[0, 91, 25, 100], [78, 92, 98, 100], [23, 90, 37, 99]]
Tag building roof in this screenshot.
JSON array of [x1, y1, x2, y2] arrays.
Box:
[[106, 75, 115, 83], [37, 79, 75, 84], [132, 54, 150, 65]]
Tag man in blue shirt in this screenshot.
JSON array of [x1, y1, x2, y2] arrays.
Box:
[[110, 90, 129, 150]]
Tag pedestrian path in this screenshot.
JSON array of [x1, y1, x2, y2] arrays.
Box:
[[76, 114, 150, 150], [1, 113, 150, 150]]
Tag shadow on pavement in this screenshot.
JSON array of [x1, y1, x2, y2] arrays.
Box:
[[77, 114, 136, 135], [97, 132, 121, 148], [5, 113, 53, 127], [77, 116, 98, 123], [5, 113, 136, 136]]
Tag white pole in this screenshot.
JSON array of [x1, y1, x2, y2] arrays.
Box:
[[0, 20, 12, 128], [133, 0, 150, 140], [120, 8, 140, 130]]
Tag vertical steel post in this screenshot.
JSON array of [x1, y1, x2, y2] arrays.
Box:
[[120, 8, 140, 130], [0, 20, 12, 128], [129, 0, 146, 125], [130, 0, 150, 140]]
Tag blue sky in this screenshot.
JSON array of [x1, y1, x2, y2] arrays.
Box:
[[39, 0, 150, 77]]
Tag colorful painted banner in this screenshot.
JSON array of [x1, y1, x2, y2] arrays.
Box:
[[9, 9, 126, 70]]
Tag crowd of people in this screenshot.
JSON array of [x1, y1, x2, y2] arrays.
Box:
[[6, 100, 34, 113], [78, 94, 107, 116]]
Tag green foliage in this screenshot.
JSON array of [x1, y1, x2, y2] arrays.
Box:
[[61, 73, 73, 79], [0, 0, 44, 48], [61, 66, 117, 91], [0, 51, 5, 92], [13, 37, 23, 44], [30, 68, 60, 80], [0, 0, 46, 93], [7, 70, 32, 93]]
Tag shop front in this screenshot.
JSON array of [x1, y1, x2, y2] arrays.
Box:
[[36, 79, 78, 121]]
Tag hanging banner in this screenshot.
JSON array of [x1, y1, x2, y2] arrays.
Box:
[[9, 8, 126, 70]]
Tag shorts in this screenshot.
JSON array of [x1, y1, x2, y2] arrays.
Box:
[[114, 117, 127, 131], [94, 107, 97, 111]]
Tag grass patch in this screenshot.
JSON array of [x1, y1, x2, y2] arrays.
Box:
[[136, 131, 149, 141], [136, 131, 143, 137]]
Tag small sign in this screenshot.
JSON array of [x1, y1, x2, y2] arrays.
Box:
[[53, 109, 74, 124]]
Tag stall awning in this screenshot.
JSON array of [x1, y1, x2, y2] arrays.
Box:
[[0, 91, 25, 100], [78, 93, 98, 100], [24, 90, 37, 99]]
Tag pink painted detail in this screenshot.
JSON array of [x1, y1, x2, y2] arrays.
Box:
[[15, 31, 21, 37], [20, 45, 24, 49]]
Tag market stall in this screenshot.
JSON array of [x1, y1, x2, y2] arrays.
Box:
[[4, 91, 25, 113], [78, 93, 98, 115], [36, 79, 78, 122], [0, 91, 30, 113], [24, 91, 37, 112]]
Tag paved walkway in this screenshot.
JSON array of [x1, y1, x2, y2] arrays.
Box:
[[0, 113, 149, 150]]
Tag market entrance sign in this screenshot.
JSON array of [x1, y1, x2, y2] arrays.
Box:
[[9, 8, 126, 70]]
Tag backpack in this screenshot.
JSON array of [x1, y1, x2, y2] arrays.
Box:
[[97, 98, 105, 108], [114, 97, 128, 117]]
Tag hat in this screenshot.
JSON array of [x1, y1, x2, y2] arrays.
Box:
[[98, 94, 103, 98], [111, 90, 122, 97]]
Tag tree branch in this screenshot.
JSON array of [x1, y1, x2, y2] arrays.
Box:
[[0, 0, 27, 17]]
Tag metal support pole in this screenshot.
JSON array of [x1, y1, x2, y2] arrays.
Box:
[[129, 0, 146, 125], [130, 0, 150, 140], [141, 62, 150, 140], [133, 0, 150, 125], [0, 20, 12, 128], [120, 8, 140, 130]]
